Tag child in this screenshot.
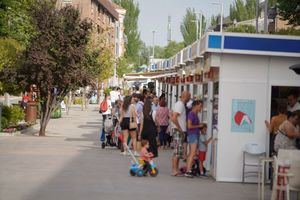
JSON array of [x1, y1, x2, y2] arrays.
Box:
[[198, 124, 212, 177], [140, 140, 154, 174]]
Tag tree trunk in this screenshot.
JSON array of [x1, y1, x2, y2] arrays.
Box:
[[39, 93, 55, 136]]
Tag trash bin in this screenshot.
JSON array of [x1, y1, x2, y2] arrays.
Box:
[[25, 101, 37, 124], [51, 105, 62, 119]]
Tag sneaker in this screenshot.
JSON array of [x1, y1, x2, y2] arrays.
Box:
[[184, 171, 194, 178], [120, 151, 127, 156], [133, 151, 140, 157], [199, 173, 209, 178]]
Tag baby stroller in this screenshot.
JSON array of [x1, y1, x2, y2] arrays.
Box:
[[101, 115, 118, 149]]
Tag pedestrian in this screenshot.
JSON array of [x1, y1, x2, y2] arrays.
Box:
[[133, 93, 144, 141], [101, 94, 112, 126], [140, 97, 158, 157], [110, 87, 120, 108], [265, 104, 287, 155], [171, 91, 191, 176], [287, 92, 300, 112], [185, 100, 204, 178], [198, 124, 212, 177], [155, 99, 170, 149], [274, 111, 300, 152], [119, 95, 139, 156]]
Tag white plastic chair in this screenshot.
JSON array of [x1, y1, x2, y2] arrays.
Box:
[[271, 149, 300, 200], [242, 143, 266, 183]]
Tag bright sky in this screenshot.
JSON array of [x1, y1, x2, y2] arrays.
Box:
[[137, 0, 235, 46]]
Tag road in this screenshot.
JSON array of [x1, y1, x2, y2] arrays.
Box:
[[0, 105, 269, 200]]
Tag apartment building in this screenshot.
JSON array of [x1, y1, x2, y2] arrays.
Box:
[[56, 0, 126, 57]]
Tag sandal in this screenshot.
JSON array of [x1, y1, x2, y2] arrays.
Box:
[[171, 172, 184, 177]]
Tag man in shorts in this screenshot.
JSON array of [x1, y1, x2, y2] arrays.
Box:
[[171, 91, 191, 176]]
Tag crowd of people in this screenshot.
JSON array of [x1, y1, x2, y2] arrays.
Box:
[[100, 87, 300, 178], [100, 87, 211, 178]]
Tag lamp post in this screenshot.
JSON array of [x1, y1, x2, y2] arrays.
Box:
[[212, 1, 223, 33], [195, 12, 203, 39], [191, 20, 199, 40], [151, 30, 156, 65]]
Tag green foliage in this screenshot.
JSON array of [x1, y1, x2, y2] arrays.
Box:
[[0, 0, 36, 46], [117, 57, 132, 77], [114, 0, 141, 65], [230, 0, 258, 22], [163, 41, 185, 58], [137, 42, 150, 66], [226, 24, 256, 33], [1, 1, 95, 135], [1, 117, 8, 130], [211, 15, 220, 27], [180, 8, 206, 46], [1, 105, 24, 128], [0, 38, 22, 70], [274, 28, 300, 36], [10, 106, 25, 125], [277, 0, 300, 26], [104, 88, 112, 96], [74, 98, 83, 105]]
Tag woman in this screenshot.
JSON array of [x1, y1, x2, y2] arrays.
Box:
[[155, 99, 169, 149], [274, 111, 300, 153], [265, 104, 287, 155], [119, 96, 138, 156], [140, 97, 158, 157], [185, 100, 204, 178]]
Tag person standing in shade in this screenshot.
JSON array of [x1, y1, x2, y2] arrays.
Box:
[[140, 97, 158, 157], [155, 99, 170, 149], [185, 100, 204, 178], [171, 91, 191, 176]]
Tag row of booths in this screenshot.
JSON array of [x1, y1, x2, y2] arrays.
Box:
[[147, 32, 300, 182]]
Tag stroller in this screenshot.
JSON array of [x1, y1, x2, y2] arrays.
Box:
[[101, 115, 120, 149]]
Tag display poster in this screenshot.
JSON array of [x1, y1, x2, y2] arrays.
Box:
[[231, 99, 256, 133]]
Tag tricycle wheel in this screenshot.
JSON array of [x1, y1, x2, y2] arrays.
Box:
[[129, 170, 136, 176], [136, 169, 144, 177], [149, 168, 159, 177]]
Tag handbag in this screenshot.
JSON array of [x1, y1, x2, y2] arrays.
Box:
[[129, 105, 137, 129]]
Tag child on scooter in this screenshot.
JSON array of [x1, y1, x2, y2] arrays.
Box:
[[140, 140, 154, 173]]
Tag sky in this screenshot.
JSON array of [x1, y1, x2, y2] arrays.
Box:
[[137, 0, 234, 46]]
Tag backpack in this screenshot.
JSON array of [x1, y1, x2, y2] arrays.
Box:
[[100, 100, 108, 113]]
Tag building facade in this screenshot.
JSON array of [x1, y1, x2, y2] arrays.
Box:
[[56, 0, 125, 58]]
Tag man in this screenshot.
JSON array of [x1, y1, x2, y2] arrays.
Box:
[[171, 91, 191, 176], [110, 87, 120, 108], [287, 92, 300, 112], [134, 93, 144, 140], [152, 96, 159, 112]]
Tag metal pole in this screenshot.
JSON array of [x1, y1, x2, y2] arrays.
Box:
[[199, 13, 203, 39], [152, 30, 155, 59], [220, 2, 223, 33], [264, 0, 268, 33], [256, 0, 259, 33], [196, 19, 199, 40]]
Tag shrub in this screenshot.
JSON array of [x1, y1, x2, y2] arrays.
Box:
[[1, 117, 8, 130], [10, 106, 25, 125]]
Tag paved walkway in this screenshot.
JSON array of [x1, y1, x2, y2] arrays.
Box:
[[0, 105, 270, 200]]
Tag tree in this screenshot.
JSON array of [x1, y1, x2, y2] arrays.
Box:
[[163, 41, 184, 58], [0, 0, 35, 46], [1, 1, 96, 136], [277, 0, 300, 26], [137, 42, 150, 66], [226, 24, 256, 33], [211, 15, 220, 27], [180, 8, 206, 46], [230, 0, 257, 22], [114, 0, 141, 65]]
